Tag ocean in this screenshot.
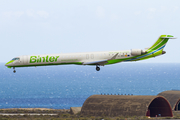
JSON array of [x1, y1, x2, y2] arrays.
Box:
[[0, 63, 180, 109]]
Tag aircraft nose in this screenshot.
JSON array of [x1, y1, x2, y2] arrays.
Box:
[[5, 62, 9, 66], [5, 60, 14, 67]]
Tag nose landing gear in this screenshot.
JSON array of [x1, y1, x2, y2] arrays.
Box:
[[13, 67, 16, 73], [96, 65, 100, 71]]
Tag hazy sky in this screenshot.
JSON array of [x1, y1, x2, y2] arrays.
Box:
[[0, 0, 180, 63]]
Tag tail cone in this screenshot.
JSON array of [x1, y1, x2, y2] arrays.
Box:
[[162, 51, 166, 54]]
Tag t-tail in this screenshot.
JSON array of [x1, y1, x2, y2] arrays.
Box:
[[146, 35, 176, 55]]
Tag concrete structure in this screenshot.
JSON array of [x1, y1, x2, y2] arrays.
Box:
[[81, 95, 173, 117], [158, 90, 180, 111], [70, 107, 81, 114]]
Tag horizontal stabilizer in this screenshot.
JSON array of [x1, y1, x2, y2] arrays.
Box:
[[160, 35, 176, 39], [160, 37, 176, 39]]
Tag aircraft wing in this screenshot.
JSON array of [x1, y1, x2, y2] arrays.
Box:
[[109, 53, 118, 60], [83, 59, 108, 65], [83, 53, 118, 65]]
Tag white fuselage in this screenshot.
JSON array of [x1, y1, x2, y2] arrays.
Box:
[[10, 50, 132, 67]]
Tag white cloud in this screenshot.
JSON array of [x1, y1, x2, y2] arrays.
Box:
[[96, 6, 105, 18], [134, 11, 141, 15], [1, 10, 49, 20], [146, 8, 156, 19], [148, 8, 156, 12], [111, 13, 118, 21], [26, 10, 49, 18], [26, 9, 35, 18], [173, 6, 179, 12], [160, 6, 167, 12], [37, 11, 49, 18], [146, 15, 153, 19], [2, 11, 12, 18], [14, 11, 24, 17], [2, 11, 24, 18]]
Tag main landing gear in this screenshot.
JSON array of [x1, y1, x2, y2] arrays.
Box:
[[13, 67, 16, 73], [96, 65, 100, 71]]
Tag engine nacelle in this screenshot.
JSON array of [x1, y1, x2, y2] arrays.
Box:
[[131, 49, 147, 56]]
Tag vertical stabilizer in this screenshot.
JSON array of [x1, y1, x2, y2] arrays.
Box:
[[147, 35, 175, 51]]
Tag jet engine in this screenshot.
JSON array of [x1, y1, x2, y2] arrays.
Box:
[[131, 49, 147, 56]]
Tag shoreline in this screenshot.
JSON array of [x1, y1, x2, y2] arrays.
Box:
[[0, 108, 178, 120], [0, 108, 70, 114], [0, 108, 69, 110]]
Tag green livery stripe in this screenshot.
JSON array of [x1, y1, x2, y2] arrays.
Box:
[[148, 38, 164, 50], [148, 38, 163, 50], [150, 39, 168, 51], [5, 60, 14, 65], [148, 38, 168, 51], [11, 62, 82, 67], [147, 35, 173, 51], [114, 44, 166, 63], [107, 59, 126, 64], [161, 35, 167, 37], [167, 35, 173, 37]]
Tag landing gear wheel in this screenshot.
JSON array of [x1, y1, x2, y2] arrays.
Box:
[[13, 67, 16, 73], [96, 66, 100, 71]]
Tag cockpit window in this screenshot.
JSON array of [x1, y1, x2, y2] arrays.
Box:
[[12, 58, 20, 60]]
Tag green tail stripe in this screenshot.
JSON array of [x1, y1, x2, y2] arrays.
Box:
[[149, 38, 164, 50], [150, 39, 168, 51], [147, 35, 172, 51], [148, 37, 163, 50]]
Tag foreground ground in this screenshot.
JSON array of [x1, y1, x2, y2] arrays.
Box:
[[0, 108, 180, 120]]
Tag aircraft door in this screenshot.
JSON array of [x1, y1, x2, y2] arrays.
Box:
[[86, 54, 89, 59], [91, 54, 94, 59], [16, 59, 20, 64], [23, 56, 28, 65]]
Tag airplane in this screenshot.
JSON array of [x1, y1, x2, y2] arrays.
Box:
[[5, 35, 176, 73]]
